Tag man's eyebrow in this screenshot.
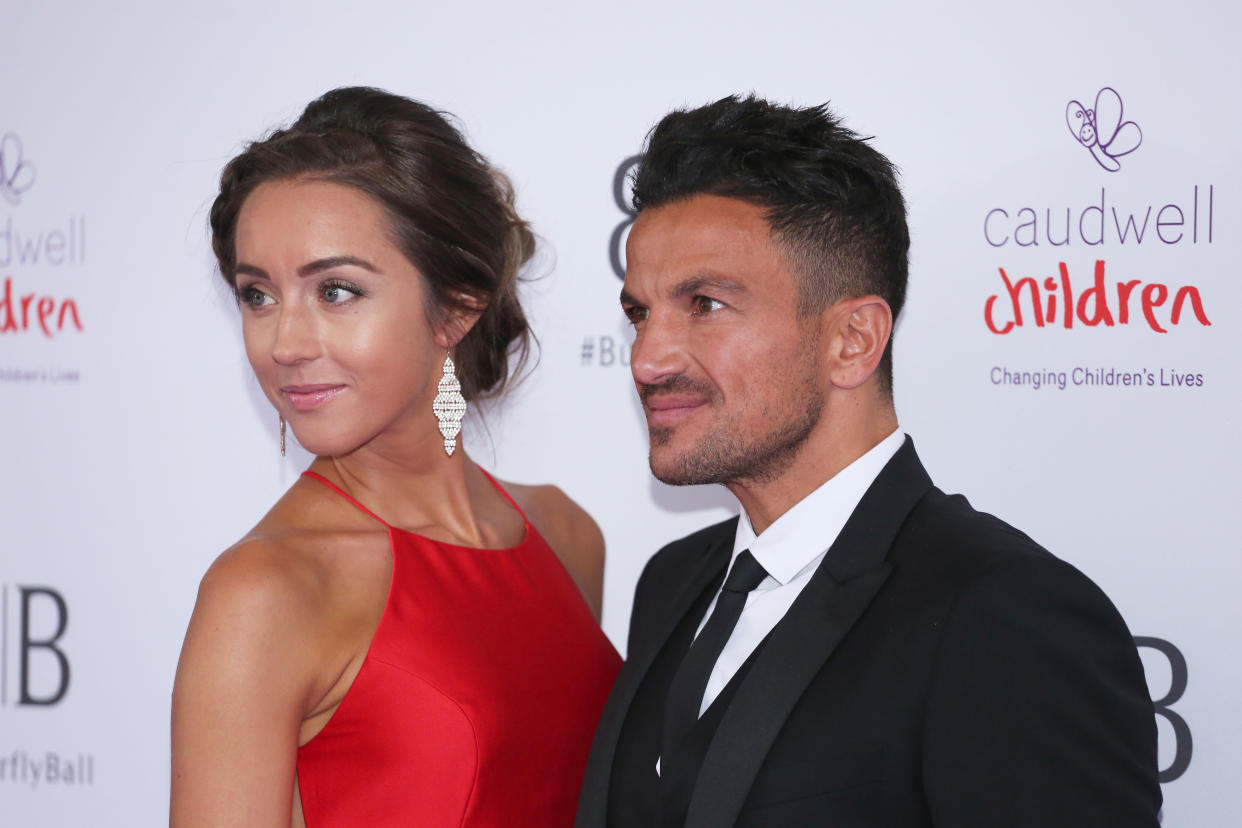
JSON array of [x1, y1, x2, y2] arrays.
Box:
[[619, 287, 640, 306], [670, 276, 747, 298]]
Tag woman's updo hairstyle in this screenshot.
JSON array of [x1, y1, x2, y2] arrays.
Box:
[[210, 86, 534, 401]]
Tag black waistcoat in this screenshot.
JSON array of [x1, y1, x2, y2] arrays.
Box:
[[608, 570, 767, 827]]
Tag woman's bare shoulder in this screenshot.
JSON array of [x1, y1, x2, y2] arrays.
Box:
[[184, 533, 332, 692], [199, 533, 323, 616], [502, 479, 605, 618], [171, 489, 372, 825], [205, 498, 338, 613], [188, 479, 391, 671]]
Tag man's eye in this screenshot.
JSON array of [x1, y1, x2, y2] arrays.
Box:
[[692, 296, 724, 314], [623, 306, 649, 324]]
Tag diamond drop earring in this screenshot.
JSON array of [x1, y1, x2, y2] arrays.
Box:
[[432, 354, 467, 456], [279, 415, 286, 457]]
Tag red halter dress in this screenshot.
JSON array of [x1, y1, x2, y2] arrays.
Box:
[[295, 470, 621, 827]]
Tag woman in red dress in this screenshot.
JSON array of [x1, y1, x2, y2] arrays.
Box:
[[171, 87, 621, 827]]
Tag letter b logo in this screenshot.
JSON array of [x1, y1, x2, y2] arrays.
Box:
[[1134, 636, 1191, 783], [3, 585, 71, 706]]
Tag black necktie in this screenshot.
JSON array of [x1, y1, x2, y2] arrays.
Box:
[[661, 550, 768, 764]]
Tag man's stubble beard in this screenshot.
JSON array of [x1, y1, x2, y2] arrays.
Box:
[[646, 337, 825, 487], [649, 398, 822, 486]]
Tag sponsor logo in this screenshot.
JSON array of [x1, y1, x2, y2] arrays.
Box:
[[1, 584, 71, 707], [981, 92, 1212, 348], [592, 157, 642, 371], [0, 273, 85, 338], [1066, 87, 1143, 172], [0, 133, 36, 206], [1135, 636, 1192, 783], [982, 186, 1213, 249], [578, 335, 631, 368], [0, 751, 95, 789], [983, 258, 1210, 336], [1, 585, 99, 794], [988, 366, 1203, 391], [0, 131, 87, 350], [609, 155, 642, 281]]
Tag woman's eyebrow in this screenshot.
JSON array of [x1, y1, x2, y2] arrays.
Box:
[[297, 256, 378, 277]]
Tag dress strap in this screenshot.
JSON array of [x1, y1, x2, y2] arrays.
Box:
[[477, 467, 530, 524], [301, 471, 391, 528]]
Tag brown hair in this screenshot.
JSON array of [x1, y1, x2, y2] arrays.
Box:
[[209, 86, 534, 400]]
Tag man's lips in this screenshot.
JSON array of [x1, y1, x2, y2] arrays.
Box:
[[643, 394, 709, 425], [282, 384, 345, 411]]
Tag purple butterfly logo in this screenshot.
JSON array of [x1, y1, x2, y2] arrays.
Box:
[[1066, 87, 1142, 172], [0, 132, 36, 205]]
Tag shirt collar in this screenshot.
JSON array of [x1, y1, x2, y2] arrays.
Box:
[[732, 429, 905, 585]]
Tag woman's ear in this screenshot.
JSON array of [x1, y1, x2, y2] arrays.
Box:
[[825, 295, 892, 390], [433, 297, 486, 350]]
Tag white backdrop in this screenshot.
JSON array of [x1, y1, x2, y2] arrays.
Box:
[[2, 1, 1237, 824]]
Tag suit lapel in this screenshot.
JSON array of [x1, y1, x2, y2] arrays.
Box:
[[575, 524, 735, 827], [685, 439, 934, 828]]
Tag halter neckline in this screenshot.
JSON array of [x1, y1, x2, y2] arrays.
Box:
[[300, 467, 531, 550]]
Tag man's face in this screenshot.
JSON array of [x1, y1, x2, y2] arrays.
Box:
[[621, 194, 826, 486]]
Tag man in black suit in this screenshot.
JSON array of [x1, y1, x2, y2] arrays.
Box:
[[576, 96, 1161, 827]]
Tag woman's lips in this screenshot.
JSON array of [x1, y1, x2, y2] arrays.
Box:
[[282, 384, 345, 411]]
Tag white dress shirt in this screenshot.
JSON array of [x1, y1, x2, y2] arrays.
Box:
[[693, 429, 905, 716]]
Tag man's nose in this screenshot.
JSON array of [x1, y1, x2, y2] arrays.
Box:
[[629, 313, 687, 388]]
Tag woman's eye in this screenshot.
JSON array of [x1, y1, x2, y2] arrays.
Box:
[[322, 281, 362, 303], [239, 285, 273, 308], [692, 296, 724, 315]]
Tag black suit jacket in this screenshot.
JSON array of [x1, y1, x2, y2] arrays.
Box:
[[577, 439, 1161, 827]]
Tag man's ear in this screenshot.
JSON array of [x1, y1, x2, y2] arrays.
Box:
[[825, 295, 892, 390]]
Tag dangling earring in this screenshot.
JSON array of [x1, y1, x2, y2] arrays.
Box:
[[432, 353, 467, 456], [279, 415, 286, 457]]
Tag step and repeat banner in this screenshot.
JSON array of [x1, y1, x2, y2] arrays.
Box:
[[2, 1, 1237, 824]]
